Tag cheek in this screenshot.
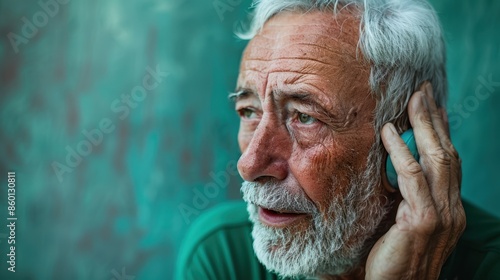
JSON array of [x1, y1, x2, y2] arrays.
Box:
[[292, 144, 350, 213], [291, 132, 375, 212]]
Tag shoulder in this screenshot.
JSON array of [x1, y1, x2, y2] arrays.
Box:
[[440, 199, 500, 279], [175, 201, 275, 280]]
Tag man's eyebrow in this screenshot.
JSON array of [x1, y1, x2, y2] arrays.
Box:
[[278, 92, 319, 104], [228, 88, 256, 102], [276, 91, 339, 120]]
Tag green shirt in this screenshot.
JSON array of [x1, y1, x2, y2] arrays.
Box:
[[175, 200, 500, 280]]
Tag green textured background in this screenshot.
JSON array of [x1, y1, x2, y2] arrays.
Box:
[[0, 0, 498, 279]]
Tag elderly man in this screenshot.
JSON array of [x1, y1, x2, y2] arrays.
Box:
[[176, 0, 500, 279]]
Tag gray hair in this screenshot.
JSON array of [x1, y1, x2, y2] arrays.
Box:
[[238, 0, 447, 135]]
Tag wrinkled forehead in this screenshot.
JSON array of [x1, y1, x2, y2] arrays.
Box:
[[238, 10, 371, 105], [242, 10, 363, 66]]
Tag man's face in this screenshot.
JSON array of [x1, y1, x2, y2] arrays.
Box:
[[235, 10, 389, 277]]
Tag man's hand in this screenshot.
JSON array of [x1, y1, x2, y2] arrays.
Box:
[[365, 83, 466, 279]]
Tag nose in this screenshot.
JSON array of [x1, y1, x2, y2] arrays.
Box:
[[237, 114, 290, 182]]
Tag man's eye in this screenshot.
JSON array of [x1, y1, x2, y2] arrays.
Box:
[[238, 108, 256, 119], [298, 113, 316, 124]]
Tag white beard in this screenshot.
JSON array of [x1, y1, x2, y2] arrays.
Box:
[[240, 146, 389, 278]]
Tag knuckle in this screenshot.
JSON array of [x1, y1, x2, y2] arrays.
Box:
[[423, 147, 451, 166], [439, 209, 453, 229], [416, 208, 439, 233], [400, 159, 423, 177]]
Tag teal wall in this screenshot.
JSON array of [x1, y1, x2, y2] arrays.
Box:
[[0, 0, 498, 279], [431, 0, 500, 212]]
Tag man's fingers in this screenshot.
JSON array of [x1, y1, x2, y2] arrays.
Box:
[[418, 83, 462, 204], [408, 91, 445, 164], [381, 122, 434, 214], [408, 91, 451, 205], [422, 83, 449, 145], [422, 82, 460, 163]]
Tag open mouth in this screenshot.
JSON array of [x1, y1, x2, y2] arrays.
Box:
[[258, 206, 308, 227]]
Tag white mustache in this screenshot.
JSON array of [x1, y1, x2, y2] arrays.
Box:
[[241, 181, 318, 214]]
